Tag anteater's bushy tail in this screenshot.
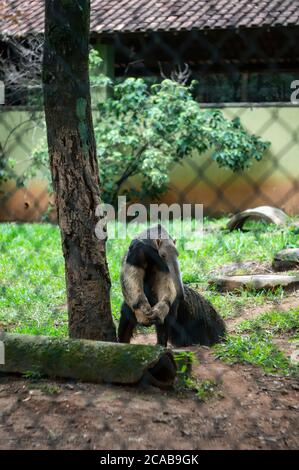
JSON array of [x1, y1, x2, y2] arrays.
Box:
[[167, 285, 226, 347]]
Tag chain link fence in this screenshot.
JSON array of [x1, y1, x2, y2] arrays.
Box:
[[1, 25, 299, 219]]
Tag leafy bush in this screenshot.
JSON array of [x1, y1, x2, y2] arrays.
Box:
[[25, 49, 270, 205]]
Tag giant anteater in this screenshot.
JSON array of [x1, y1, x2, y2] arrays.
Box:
[[118, 225, 226, 347]]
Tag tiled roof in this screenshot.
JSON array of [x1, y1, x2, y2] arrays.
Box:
[[1, 0, 299, 37]]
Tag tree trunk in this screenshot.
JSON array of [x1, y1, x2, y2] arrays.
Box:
[[43, 0, 116, 341]]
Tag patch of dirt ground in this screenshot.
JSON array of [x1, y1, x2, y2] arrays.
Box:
[[227, 290, 299, 332], [0, 347, 299, 450], [0, 290, 298, 450], [1, 350, 298, 450]]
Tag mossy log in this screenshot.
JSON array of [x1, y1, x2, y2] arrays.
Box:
[[0, 333, 192, 389]]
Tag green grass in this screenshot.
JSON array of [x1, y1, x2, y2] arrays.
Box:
[[205, 286, 285, 320], [0, 223, 67, 337], [214, 331, 295, 375], [181, 377, 219, 401], [214, 309, 299, 375], [236, 308, 299, 334], [0, 219, 298, 338]]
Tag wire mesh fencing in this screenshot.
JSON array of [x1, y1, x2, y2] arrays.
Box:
[[1, 24, 299, 219]]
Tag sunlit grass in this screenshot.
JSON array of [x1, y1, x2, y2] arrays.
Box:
[[0, 218, 298, 337], [236, 307, 299, 334], [214, 331, 296, 375], [214, 308, 299, 375]]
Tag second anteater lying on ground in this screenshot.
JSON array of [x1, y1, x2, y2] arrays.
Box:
[[118, 225, 226, 347]]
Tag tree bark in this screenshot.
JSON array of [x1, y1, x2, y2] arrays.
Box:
[[43, 0, 116, 340]]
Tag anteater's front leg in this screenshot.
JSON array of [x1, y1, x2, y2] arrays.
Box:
[[150, 271, 177, 325], [120, 264, 152, 325]]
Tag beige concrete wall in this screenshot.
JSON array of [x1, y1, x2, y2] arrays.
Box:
[[0, 109, 45, 172], [0, 109, 49, 221], [165, 106, 299, 215], [0, 106, 298, 221]]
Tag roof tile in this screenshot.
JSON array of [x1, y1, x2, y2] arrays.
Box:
[[1, 0, 298, 37]]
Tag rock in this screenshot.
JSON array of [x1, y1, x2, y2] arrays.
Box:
[[209, 274, 299, 292], [272, 248, 299, 271], [227, 206, 288, 231], [181, 429, 191, 437], [152, 416, 170, 424], [290, 350, 299, 365], [64, 384, 75, 390]]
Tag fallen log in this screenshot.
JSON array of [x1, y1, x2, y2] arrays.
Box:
[[209, 273, 299, 292], [0, 333, 191, 389]]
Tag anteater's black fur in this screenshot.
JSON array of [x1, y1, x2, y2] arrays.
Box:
[[118, 284, 226, 347], [165, 284, 226, 347]]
